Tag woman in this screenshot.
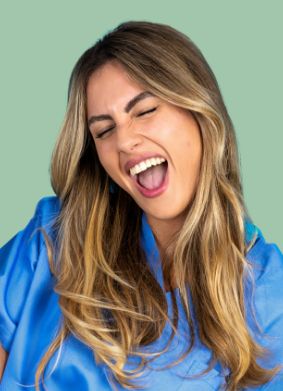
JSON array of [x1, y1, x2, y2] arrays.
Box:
[[0, 21, 282, 390]]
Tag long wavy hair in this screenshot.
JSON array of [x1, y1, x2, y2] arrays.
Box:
[[34, 21, 280, 390]]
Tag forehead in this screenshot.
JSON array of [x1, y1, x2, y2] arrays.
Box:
[[86, 61, 145, 114]]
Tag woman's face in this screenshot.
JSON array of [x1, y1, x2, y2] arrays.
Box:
[[86, 60, 202, 233]]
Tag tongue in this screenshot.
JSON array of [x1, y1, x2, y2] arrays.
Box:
[[138, 163, 167, 190]]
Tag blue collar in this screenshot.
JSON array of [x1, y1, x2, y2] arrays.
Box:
[[140, 213, 261, 292]]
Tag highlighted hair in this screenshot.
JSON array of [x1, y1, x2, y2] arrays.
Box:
[[34, 21, 280, 390]]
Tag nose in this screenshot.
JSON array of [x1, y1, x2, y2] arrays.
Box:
[[116, 119, 143, 152]]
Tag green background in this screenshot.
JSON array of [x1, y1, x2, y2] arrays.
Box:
[[0, 1, 282, 249]]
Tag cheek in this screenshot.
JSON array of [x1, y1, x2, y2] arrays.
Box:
[[95, 144, 120, 180], [95, 144, 110, 171], [170, 122, 202, 171]]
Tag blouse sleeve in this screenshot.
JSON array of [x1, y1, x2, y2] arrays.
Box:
[[246, 233, 283, 389], [0, 196, 60, 352]]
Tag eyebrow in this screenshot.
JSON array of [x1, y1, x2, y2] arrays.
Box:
[[87, 91, 154, 128]]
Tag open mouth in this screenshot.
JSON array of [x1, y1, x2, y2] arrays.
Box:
[[130, 160, 169, 198]]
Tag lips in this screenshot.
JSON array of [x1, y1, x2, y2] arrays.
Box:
[[130, 161, 169, 198], [124, 153, 167, 174]]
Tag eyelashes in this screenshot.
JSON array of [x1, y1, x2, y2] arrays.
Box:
[[95, 107, 157, 139], [137, 107, 157, 117], [95, 127, 115, 139]]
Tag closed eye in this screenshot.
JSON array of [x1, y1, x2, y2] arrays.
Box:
[[137, 107, 157, 116], [94, 107, 157, 139], [95, 126, 115, 139]]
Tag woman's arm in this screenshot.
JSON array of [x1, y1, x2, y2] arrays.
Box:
[[0, 344, 8, 381]]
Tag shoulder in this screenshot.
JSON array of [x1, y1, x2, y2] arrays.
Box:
[[0, 195, 62, 272], [246, 224, 283, 283], [245, 223, 283, 373], [29, 195, 62, 246], [34, 195, 61, 215], [0, 194, 62, 264], [245, 221, 283, 303], [0, 195, 62, 351], [33, 195, 62, 225]]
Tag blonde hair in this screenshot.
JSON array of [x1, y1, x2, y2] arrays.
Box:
[[34, 21, 280, 390]]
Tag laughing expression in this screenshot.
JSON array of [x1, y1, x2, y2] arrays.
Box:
[[87, 60, 203, 240]]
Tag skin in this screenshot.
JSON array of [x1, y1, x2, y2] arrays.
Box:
[[87, 60, 203, 270], [0, 344, 8, 381], [0, 63, 201, 380]]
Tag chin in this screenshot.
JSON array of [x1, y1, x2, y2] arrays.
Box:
[[144, 206, 187, 221]]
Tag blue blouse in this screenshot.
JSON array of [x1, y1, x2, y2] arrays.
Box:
[[0, 196, 283, 390]]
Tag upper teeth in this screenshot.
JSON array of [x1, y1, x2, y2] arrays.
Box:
[[130, 157, 166, 176]]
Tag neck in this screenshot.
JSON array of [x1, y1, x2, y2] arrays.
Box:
[[146, 213, 185, 253], [146, 213, 186, 291]]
